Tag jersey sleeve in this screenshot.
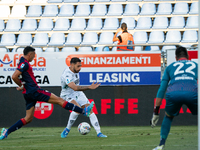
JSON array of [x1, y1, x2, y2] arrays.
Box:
[[156, 67, 170, 98], [64, 73, 74, 85], [17, 62, 29, 73]]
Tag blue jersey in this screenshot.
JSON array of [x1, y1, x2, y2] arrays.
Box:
[[17, 57, 40, 94], [157, 58, 198, 98]]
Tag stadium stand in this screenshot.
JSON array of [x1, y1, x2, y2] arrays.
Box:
[[95, 46, 110, 52], [45, 47, 59, 52], [61, 47, 76, 52], [16, 33, 32, 46], [48, 33, 65, 46], [78, 47, 93, 52], [0, 33, 16, 46], [0, 0, 197, 52]]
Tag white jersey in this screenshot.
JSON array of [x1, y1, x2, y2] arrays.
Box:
[[60, 67, 89, 106]]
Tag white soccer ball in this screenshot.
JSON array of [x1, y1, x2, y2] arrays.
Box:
[[78, 122, 91, 135]]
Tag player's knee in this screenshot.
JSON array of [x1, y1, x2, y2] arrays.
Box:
[[25, 116, 34, 123]]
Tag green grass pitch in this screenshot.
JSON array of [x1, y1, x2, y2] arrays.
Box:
[[0, 126, 197, 150]]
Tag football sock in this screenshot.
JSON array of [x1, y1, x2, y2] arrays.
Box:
[[66, 111, 79, 130], [7, 118, 27, 135], [89, 113, 101, 134], [62, 101, 83, 114], [159, 115, 173, 146]]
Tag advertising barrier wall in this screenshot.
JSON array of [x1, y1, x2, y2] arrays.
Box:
[[0, 51, 161, 87], [0, 86, 197, 127]]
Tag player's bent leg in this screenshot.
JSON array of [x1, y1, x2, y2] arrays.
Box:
[[48, 93, 93, 117]]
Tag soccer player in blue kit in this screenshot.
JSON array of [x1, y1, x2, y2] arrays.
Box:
[[151, 46, 198, 150], [0, 46, 95, 140]]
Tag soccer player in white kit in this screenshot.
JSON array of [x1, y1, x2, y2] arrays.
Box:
[[60, 57, 107, 138]]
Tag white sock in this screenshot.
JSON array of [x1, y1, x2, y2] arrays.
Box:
[[89, 113, 101, 134], [66, 111, 79, 130]]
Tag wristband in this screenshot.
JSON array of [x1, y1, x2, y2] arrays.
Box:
[[154, 106, 160, 115]]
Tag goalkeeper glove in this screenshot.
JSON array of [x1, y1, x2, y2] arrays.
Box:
[[150, 106, 160, 128]]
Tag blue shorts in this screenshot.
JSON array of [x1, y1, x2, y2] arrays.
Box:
[[23, 89, 51, 110], [165, 91, 197, 116]]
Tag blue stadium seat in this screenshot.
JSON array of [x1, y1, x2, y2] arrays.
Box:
[[0, 33, 16, 46], [102, 18, 119, 30], [148, 31, 164, 44], [78, 47, 93, 52], [34, 47, 43, 52], [185, 16, 198, 29], [45, 47, 59, 52], [120, 17, 135, 30], [165, 31, 181, 43], [32, 33, 49, 46], [134, 46, 143, 51], [145, 46, 160, 51], [74, 4, 90, 16], [107, 4, 123, 16], [64, 0, 78, 2], [10, 5, 26, 17], [98, 32, 114, 44], [79, 0, 94, 2], [37, 19, 53, 31], [162, 46, 176, 52], [61, 47, 76, 52], [127, 0, 142, 1], [0, 48, 8, 52], [173, 2, 189, 15], [31, 0, 48, 3], [95, 46, 110, 52], [0, 5, 10, 17], [69, 18, 86, 31], [82, 32, 98, 45], [123, 3, 139, 16], [42, 5, 58, 17], [53, 18, 69, 31], [168, 16, 185, 29], [48, 33, 65, 46], [90, 4, 107, 16], [135, 17, 152, 29], [133, 31, 147, 44], [95, 0, 110, 2], [58, 4, 74, 17], [86, 18, 102, 31], [0, 20, 5, 32], [48, 0, 63, 2], [189, 2, 198, 14], [4, 19, 21, 32], [143, 0, 158, 2], [156, 3, 172, 15], [65, 32, 82, 45], [111, 0, 125, 1], [181, 30, 198, 43], [112, 47, 117, 51], [152, 17, 168, 29], [26, 5, 42, 17], [21, 19, 37, 31], [16, 33, 32, 46], [140, 3, 156, 15]]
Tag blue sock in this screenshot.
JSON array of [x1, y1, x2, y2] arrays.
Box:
[[159, 115, 173, 146], [62, 101, 83, 114], [7, 118, 27, 135]]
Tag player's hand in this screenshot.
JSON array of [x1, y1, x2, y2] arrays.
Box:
[[116, 28, 122, 33], [150, 114, 159, 128], [16, 85, 24, 91], [89, 82, 101, 90]]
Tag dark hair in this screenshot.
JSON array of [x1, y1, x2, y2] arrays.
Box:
[[175, 46, 189, 60], [23, 46, 35, 55], [70, 57, 81, 64], [121, 23, 127, 31]]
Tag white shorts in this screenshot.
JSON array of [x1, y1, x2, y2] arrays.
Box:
[[61, 92, 90, 107]]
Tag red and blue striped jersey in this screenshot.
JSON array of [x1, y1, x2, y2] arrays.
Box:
[[17, 57, 40, 94]]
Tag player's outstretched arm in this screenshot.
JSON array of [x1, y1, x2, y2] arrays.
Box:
[[68, 82, 101, 91], [12, 70, 24, 91], [150, 98, 162, 128]]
